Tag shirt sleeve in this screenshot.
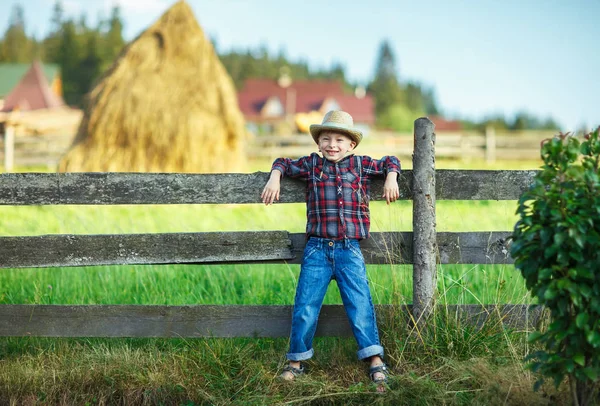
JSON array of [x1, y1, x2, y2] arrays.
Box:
[[271, 153, 314, 180], [361, 155, 401, 177]]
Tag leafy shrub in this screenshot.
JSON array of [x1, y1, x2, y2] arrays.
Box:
[[511, 128, 600, 405]]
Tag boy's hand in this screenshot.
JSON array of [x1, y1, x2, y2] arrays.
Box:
[[261, 171, 282, 205], [382, 172, 399, 205]]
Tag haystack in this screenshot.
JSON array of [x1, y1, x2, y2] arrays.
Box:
[[58, 0, 248, 173]]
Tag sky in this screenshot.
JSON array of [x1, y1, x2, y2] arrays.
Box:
[[1, 0, 598, 131]]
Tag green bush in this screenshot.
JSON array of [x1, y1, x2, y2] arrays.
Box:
[[511, 128, 600, 405]]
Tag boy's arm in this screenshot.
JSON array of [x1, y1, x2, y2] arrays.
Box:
[[383, 171, 400, 205], [360, 155, 401, 205], [261, 154, 313, 206], [261, 169, 282, 205], [361, 155, 401, 177], [271, 155, 312, 179]]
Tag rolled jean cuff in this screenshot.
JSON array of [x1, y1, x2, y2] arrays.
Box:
[[357, 345, 384, 361], [286, 348, 314, 361]]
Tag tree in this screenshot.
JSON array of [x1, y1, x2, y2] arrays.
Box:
[[368, 40, 404, 116], [42, 0, 64, 63], [102, 5, 125, 69], [377, 103, 425, 132], [404, 81, 424, 112], [512, 129, 600, 405], [57, 19, 82, 105], [421, 86, 440, 116], [78, 33, 103, 98], [1, 4, 34, 62]]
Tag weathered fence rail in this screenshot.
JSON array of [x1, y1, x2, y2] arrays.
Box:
[[249, 128, 555, 162], [0, 170, 536, 205], [1, 127, 554, 172], [0, 118, 543, 338]]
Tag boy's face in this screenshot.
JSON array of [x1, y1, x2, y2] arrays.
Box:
[[317, 132, 356, 163]]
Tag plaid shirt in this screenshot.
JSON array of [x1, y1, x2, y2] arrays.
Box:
[[272, 153, 401, 240]]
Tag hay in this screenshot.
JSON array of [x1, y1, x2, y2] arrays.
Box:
[[58, 0, 249, 173]]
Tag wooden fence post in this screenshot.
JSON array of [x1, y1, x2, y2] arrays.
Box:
[[3, 125, 15, 172], [412, 117, 437, 323], [485, 125, 496, 163]]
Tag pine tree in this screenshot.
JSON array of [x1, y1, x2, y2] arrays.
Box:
[[1, 4, 34, 62], [368, 40, 404, 116], [57, 19, 82, 105], [102, 5, 125, 69], [42, 0, 64, 63]]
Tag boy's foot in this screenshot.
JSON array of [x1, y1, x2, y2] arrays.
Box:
[[369, 363, 389, 392], [279, 363, 305, 381]]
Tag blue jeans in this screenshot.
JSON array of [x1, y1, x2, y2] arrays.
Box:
[[286, 237, 384, 361]]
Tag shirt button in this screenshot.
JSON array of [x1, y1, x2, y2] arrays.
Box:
[[328, 241, 334, 247], [339, 201, 342, 204]]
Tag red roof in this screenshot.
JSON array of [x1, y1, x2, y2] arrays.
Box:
[[238, 78, 374, 124], [429, 115, 462, 131], [1, 60, 64, 112]]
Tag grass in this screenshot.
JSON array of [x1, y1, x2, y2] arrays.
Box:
[[0, 159, 569, 404]]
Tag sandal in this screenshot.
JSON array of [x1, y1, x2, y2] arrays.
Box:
[[369, 363, 389, 385], [279, 363, 305, 381]]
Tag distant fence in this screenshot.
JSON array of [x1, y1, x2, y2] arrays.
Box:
[[0, 118, 544, 338], [0, 107, 82, 171], [0, 126, 554, 172], [0, 130, 73, 171], [249, 128, 555, 163]]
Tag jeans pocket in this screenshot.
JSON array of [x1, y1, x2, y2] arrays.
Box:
[[303, 244, 320, 261], [348, 244, 364, 261]]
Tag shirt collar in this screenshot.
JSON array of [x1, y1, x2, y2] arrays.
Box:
[[322, 154, 354, 169]]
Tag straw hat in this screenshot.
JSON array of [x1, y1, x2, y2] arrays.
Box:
[[309, 110, 363, 146]]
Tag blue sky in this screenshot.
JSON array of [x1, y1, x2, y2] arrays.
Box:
[[2, 0, 598, 131]]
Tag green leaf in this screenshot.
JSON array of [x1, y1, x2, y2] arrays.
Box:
[[544, 287, 557, 300], [528, 331, 543, 343], [553, 232, 566, 245], [573, 353, 586, 367], [582, 368, 598, 381], [586, 330, 600, 348], [576, 313, 589, 329]]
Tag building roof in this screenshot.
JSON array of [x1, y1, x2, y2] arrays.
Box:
[[0, 61, 65, 112], [429, 115, 463, 131], [238, 78, 375, 124], [0, 62, 60, 97]]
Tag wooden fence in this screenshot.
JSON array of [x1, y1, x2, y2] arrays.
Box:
[[0, 118, 544, 338], [249, 127, 556, 163], [0, 126, 555, 172], [0, 107, 82, 172]]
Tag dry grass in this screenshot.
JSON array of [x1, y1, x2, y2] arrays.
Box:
[[58, 0, 249, 173]]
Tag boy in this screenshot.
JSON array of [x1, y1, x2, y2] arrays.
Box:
[[261, 110, 400, 386]]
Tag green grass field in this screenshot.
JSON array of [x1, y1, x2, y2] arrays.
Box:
[[0, 160, 568, 405], [0, 200, 531, 307]]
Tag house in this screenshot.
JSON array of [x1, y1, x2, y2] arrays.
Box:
[[0, 61, 79, 173], [428, 115, 462, 132], [237, 78, 374, 134], [0, 61, 64, 112]]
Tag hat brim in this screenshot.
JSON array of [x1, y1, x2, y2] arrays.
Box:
[[309, 124, 363, 146]]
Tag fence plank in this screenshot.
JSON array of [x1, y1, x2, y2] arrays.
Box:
[[0, 231, 513, 268], [435, 169, 537, 200], [0, 304, 544, 337], [0, 231, 293, 268], [0, 171, 536, 206]]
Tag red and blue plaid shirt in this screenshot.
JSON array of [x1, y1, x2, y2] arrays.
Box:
[[272, 153, 401, 240]]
